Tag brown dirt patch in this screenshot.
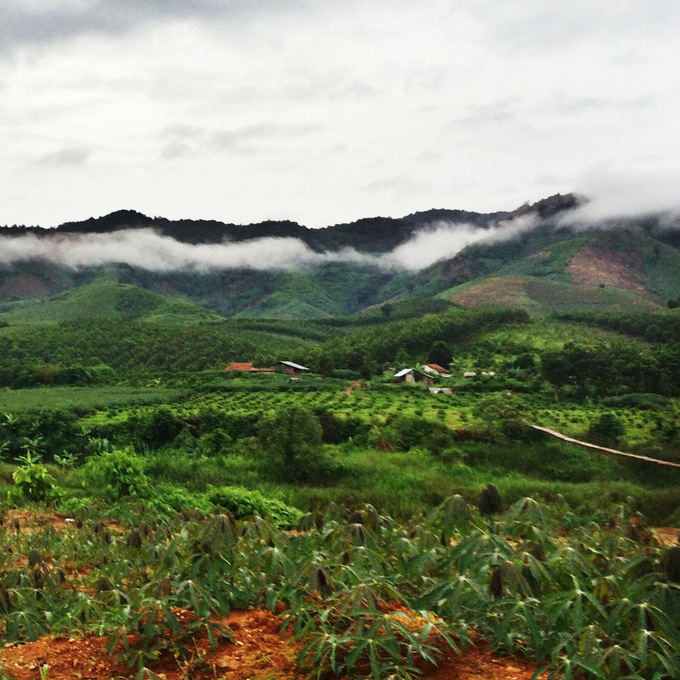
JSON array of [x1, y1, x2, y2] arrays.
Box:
[[450, 276, 530, 308], [567, 242, 645, 290], [3, 509, 122, 535], [0, 609, 550, 680], [0, 274, 52, 300]]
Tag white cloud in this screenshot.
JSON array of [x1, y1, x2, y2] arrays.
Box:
[[0, 1, 678, 229], [0, 214, 546, 273], [565, 168, 680, 223]]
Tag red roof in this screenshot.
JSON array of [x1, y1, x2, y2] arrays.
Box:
[[425, 363, 448, 374], [225, 362, 253, 371]]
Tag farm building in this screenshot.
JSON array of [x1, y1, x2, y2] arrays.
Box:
[[225, 362, 275, 373], [423, 363, 451, 378], [394, 368, 434, 385], [276, 361, 309, 377]]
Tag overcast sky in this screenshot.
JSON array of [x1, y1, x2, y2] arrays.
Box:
[[1, 0, 679, 229]]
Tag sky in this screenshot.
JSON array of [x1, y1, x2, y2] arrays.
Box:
[[1, 0, 680, 230]]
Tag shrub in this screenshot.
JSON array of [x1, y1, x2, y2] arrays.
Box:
[[206, 485, 303, 527], [587, 412, 626, 446], [93, 446, 151, 499], [12, 452, 56, 501], [602, 393, 670, 409]]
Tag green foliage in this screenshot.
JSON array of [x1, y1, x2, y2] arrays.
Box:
[[427, 340, 452, 368], [587, 412, 626, 446], [259, 407, 339, 484], [369, 413, 452, 455], [472, 391, 530, 440], [0, 386, 184, 414], [206, 486, 303, 527], [90, 447, 151, 499], [0, 487, 678, 680], [12, 452, 55, 501]]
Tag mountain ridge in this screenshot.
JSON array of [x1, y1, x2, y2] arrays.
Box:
[[1, 194, 680, 319]]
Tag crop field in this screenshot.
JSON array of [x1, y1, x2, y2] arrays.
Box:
[[0, 496, 679, 680], [0, 386, 185, 413], [0, 308, 679, 678]]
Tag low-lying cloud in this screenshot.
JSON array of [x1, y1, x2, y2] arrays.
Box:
[[565, 168, 680, 225], [388, 215, 539, 269], [0, 222, 522, 273], [0, 213, 548, 273]]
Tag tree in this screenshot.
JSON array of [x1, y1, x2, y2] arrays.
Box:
[[259, 407, 334, 484], [472, 392, 529, 440], [587, 412, 626, 446], [427, 341, 452, 368]]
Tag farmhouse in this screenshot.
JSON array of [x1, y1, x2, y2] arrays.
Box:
[[423, 363, 451, 378], [394, 368, 435, 385], [276, 361, 309, 378]]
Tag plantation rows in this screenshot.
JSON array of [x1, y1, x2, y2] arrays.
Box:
[[0, 497, 678, 679]]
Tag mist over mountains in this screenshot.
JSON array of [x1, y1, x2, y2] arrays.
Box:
[[0, 194, 575, 273], [1, 193, 680, 320]]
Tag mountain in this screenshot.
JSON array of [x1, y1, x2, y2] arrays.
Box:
[[1, 194, 680, 320]]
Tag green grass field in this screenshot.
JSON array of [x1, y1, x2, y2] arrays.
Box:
[[0, 385, 185, 412]]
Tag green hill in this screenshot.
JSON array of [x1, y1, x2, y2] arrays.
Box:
[[0, 283, 223, 324]]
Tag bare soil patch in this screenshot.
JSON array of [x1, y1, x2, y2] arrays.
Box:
[[0, 609, 548, 680], [567, 242, 645, 290]]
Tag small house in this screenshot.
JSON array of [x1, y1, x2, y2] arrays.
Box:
[[394, 368, 434, 385], [394, 368, 416, 383], [423, 363, 451, 378], [276, 361, 309, 378]]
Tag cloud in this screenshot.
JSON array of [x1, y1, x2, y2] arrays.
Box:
[[0, 229, 385, 272], [0, 215, 544, 274], [35, 145, 91, 166], [564, 168, 680, 224], [0, 0, 310, 51], [159, 122, 321, 160]]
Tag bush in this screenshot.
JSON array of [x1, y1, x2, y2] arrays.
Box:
[[587, 412, 626, 446], [369, 414, 452, 455], [602, 393, 670, 409], [12, 453, 56, 501], [206, 485, 303, 527], [92, 447, 151, 499]]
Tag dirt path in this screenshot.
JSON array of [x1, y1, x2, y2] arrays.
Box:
[[530, 424, 680, 469]]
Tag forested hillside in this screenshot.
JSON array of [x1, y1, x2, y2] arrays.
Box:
[[2, 195, 680, 319]]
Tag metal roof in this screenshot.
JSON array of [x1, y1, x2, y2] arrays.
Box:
[[394, 368, 414, 378], [278, 360, 309, 371]]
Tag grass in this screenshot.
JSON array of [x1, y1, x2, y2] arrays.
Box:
[[0, 386, 185, 413]]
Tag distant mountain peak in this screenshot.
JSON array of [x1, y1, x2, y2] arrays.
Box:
[[57, 209, 155, 234], [511, 193, 586, 220]]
